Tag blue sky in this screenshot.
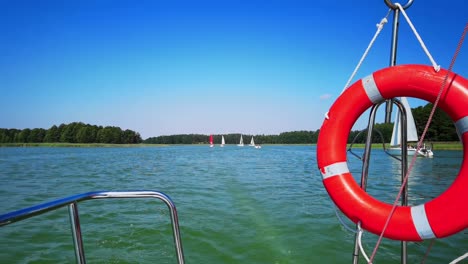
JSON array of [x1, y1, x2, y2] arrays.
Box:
[[1, 0, 467, 139]]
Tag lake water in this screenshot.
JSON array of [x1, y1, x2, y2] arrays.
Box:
[[0, 146, 466, 263]]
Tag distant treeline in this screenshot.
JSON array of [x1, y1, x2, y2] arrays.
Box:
[[0, 104, 458, 145], [0, 122, 142, 144], [144, 104, 458, 144], [143, 131, 319, 145], [143, 130, 389, 145]]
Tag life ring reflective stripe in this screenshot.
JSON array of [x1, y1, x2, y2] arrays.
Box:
[[317, 64, 468, 241]]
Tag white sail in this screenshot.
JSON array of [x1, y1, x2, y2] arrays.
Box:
[[220, 136, 225, 147], [390, 97, 418, 146], [249, 137, 255, 146], [238, 135, 244, 146]]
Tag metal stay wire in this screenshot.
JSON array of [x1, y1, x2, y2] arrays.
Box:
[[368, 22, 468, 264]]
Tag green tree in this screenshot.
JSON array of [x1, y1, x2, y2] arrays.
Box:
[[0, 129, 20, 143], [97, 126, 122, 144], [76, 126, 96, 143], [44, 125, 60, 142], [121, 129, 142, 143], [16, 128, 31, 143], [28, 128, 46, 143], [413, 104, 457, 141], [60, 123, 76, 143]]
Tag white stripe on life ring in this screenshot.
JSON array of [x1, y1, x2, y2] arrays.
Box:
[[455, 116, 468, 142], [362, 75, 384, 104], [411, 204, 436, 240], [320, 162, 349, 180]]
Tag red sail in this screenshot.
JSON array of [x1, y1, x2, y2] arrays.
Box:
[[209, 135, 213, 144]]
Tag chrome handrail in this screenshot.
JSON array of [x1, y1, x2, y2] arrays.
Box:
[[0, 191, 185, 264]]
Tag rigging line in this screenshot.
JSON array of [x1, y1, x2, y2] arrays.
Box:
[[396, 3, 440, 72], [420, 239, 435, 264], [341, 9, 392, 94], [368, 22, 468, 264]]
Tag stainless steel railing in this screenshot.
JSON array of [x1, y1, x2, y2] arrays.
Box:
[[0, 191, 185, 264]]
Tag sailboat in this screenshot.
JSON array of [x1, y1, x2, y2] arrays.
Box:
[[220, 135, 225, 147], [237, 135, 244, 147], [209, 135, 214, 148], [250, 136, 261, 149], [387, 97, 433, 157]]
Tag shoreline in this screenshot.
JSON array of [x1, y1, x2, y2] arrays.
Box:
[[0, 142, 462, 150]]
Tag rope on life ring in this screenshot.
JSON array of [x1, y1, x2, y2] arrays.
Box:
[[317, 64, 468, 241]]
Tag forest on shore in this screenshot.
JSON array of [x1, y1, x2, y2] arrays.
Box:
[[0, 122, 142, 144], [0, 104, 459, 145]]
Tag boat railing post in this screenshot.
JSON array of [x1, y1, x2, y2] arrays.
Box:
[[168, 199, 185, 264], [393, 99, 409, 264], [351, 99, 410, 264], [68, 202, 86, 264], [90, 191, 186, 264], [351, 103, 382, 264], [1, 191, 185, 264]]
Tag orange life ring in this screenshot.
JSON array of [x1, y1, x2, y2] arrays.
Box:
[[317, 64, 468, 241]]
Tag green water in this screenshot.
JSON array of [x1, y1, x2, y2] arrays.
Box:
[[0, 146, 466, 263]]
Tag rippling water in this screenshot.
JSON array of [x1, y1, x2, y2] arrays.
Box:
[[0, 146, 466, 263]]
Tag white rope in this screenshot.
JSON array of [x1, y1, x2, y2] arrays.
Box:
[[357, 222, 371, 264], [333, 209, 371, 263], [396, 3, 440, 72], [449, 252, 468, 264], [341, 10, 391, 94]]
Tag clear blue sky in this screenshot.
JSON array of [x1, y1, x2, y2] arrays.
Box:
[[1, 0, 467, 139]]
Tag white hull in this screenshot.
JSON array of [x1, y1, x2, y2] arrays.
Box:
[[387, 146, 433, 158], [387, 147, 417, 156], [417, 148, 434, 157]]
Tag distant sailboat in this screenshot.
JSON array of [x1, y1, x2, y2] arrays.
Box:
[[209, 135, 214, 148], [250, 136, 261, 149], [238, 135, 244, 147], [387, 97, 433, 157], [220, 135, 225, 147]]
